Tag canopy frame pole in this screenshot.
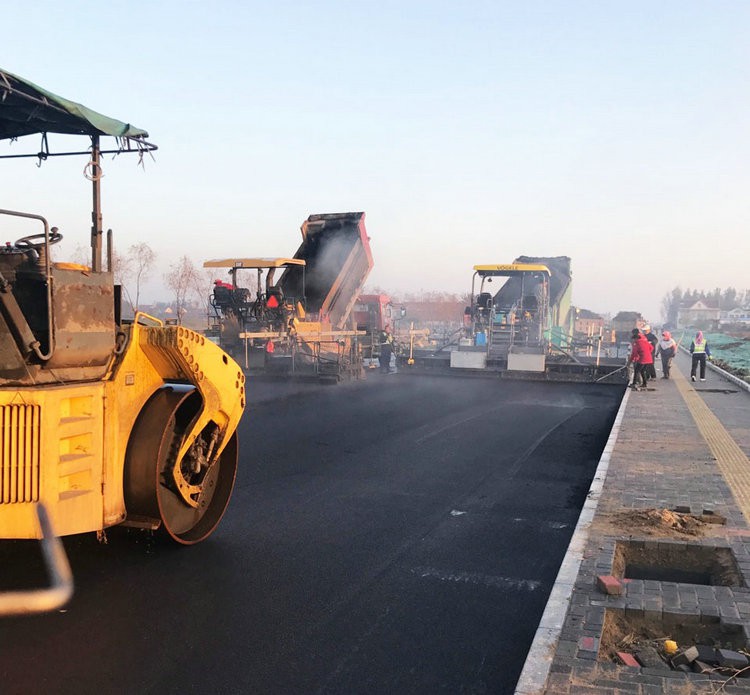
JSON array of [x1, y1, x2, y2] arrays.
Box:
[[90, 135, 103, 272]]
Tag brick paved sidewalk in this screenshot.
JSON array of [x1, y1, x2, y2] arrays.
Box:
[[516, 356, 750, 694]]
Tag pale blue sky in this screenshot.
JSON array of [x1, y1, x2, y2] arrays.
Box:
[[3, 1, 749, 321]]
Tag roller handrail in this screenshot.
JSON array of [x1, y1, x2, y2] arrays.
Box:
[[134, 311, 164, 327], [0, 208, 55, 361], [0, 504, 74, 616]]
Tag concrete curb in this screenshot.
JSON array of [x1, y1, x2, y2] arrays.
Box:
[[513, 387, 631, 694], [678, 345, 750, 393]]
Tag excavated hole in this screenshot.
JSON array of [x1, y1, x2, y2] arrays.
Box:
[[612, 541, 744, 587], [599, 608, 748, 663]]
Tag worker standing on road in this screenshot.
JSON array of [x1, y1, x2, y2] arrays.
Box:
[[655, 330, 677, 379], [643, 325, 658, 380], [689, 331, 711, 382], [628, 328, 653, 390], [379, 325, 394, 374]]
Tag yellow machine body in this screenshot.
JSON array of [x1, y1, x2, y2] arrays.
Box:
[[0, 318, 245, 540], [0, 69, 246, 547]]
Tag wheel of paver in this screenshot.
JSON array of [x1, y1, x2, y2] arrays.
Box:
[[124, 386, 238, 544]]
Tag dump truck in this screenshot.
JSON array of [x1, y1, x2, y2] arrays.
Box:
[[0, 69, 245, 558], [405, 256, 625, 382], [205, 212, 373, 380], [353, 294, 406, 367]]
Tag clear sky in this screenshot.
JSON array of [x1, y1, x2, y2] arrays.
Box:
[[3, 1, 749, 322]]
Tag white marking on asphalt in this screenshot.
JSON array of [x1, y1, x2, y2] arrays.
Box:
[[415, 410, 494, 444], [450, 509, 467, 516], [412, 398, 578, 445], [511, 517, 569, 530], [413, 566, 541, 592]]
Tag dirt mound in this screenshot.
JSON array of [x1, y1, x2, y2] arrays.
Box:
[[603, 508, 709, 538]]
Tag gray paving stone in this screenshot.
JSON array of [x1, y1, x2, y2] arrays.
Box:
[[527, 366, 750, 694]]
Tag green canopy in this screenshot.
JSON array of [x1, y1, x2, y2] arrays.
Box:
[[0, 69, 149, 141]]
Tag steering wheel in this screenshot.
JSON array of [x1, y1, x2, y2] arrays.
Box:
[[14, 227, 63, 250]]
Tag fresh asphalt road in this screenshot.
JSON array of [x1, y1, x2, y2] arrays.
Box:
[[0, 374, 623, 695]]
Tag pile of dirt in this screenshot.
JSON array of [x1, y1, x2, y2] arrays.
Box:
[[603, 508, 710, 538]]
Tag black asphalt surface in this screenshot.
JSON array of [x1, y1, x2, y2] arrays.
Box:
[[0, 374, 623, 695]]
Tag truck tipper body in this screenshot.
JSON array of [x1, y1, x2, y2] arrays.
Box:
[[278, 212, 373, 329]]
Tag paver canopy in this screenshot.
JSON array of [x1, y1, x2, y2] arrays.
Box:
[[0, 68, 148, 141]]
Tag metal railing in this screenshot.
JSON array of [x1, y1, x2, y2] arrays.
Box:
[[0, 504, 74, 616]]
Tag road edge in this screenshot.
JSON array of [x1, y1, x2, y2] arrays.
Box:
[[513, 386, 631, 694]]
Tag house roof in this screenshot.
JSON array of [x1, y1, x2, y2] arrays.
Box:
[[680, 300, 720, 310], [613, 311, 642, 321], [576, 309, 602, 320]]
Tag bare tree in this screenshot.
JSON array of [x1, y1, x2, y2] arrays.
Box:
[[165, 255, 202, 324], [112, 249, 132, 293], [122, 242, 155, 312], [73, 241, 155, 315], [195, 269, 221, 328]]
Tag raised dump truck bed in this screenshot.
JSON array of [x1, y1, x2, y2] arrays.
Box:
[[278, 212, 373, 329]]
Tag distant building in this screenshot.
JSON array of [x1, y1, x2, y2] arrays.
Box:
[[720, 306, 750, 326], [574, 309, 604, 336], [677, 300, 720, 329], [612, 311, 643, 331], [611, 311, 643, 343]]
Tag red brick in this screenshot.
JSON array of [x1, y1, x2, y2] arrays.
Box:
[[596, 574, 623, 595], [578, 636, 598, 651], [616, 651, 640, 667]]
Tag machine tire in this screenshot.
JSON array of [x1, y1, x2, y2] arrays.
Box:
[[124, 386, 238, 545]]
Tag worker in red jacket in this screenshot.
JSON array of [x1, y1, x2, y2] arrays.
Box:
[[642, 324, 659, 380], [628, 328, 654, 390]]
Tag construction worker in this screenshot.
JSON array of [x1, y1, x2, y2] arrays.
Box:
[[642, 325, 658, 380], [379, 325, 394, 374], [655, 330, 677, 379], [689, 331, 711, 382], [628, 328, 654, 390]]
